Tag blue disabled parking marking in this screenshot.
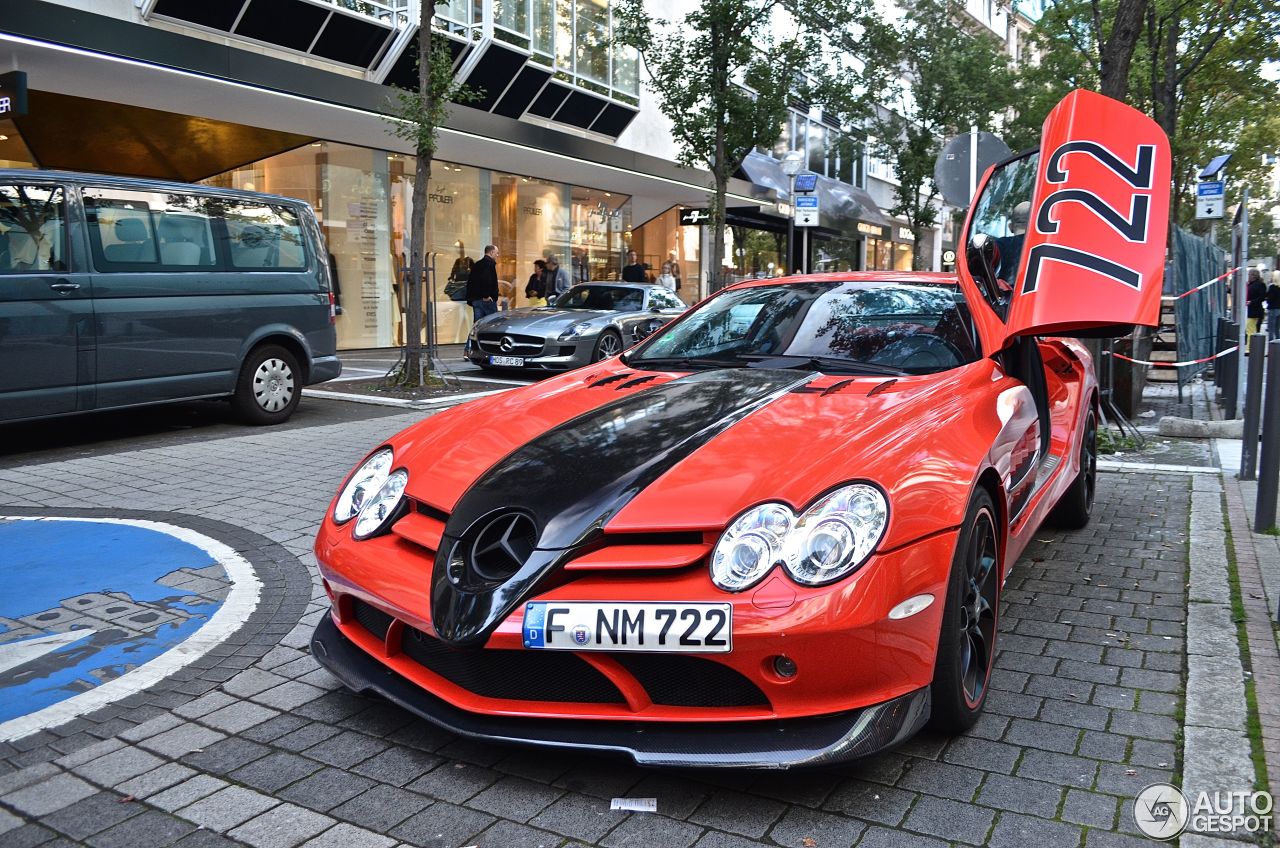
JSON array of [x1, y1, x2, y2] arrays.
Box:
[[0, 517, 260, 740]]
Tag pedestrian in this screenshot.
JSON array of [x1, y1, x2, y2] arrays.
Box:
[[1247, 268, 1266, 337], [621, 249, 648, 283], [667, 251, 682, 291], [467, 244, 500, 323], [1259, 272, 1280, 338], [547, 254, 571, 296], [525, 259, 548, 306], [656, 261, 678, 291]]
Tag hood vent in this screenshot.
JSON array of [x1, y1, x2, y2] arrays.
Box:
[[616, 375, 660, 390], [588, 373, 633, 387]]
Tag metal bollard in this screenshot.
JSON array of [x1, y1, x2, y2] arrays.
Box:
[[1241, 333, 1267, 480], [1254, 339, 1280, 532], [1223, 321, 1240, 417]]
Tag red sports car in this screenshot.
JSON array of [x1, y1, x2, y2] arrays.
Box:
[[311, 90, 1171, 767]]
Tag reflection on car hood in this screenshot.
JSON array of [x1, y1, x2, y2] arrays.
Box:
[[475, 308, 616, 334]]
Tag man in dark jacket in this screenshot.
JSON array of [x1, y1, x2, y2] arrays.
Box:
[[621, 250, 648, 283], [468, 244, 500, 323], [1248, 268, 1266, 337]]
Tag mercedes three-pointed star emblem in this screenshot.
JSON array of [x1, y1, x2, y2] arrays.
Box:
[[469, 512, 536, 582]]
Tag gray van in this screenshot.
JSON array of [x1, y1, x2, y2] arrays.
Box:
[[0, 170, 340, 425]]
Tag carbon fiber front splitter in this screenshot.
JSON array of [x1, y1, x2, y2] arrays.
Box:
[[311, 612, 930, 769]]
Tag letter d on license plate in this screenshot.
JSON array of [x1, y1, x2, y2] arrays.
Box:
[[523, 602, 732, 652]]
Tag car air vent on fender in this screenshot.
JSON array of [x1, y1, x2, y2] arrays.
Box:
[[610, 654, 769, 707], [588, 373, 633, 387], [616, 375, 660, 390]]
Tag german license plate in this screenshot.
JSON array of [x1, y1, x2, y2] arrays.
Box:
[[489, 355, 524, 367], [523, 602, 732, 652]]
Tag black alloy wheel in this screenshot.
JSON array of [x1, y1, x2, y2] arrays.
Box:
[[929, 489, 1000, 733], [1048, 410, 1097, 529]]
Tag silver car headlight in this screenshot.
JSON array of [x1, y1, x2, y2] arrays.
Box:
[[709, 484, 889, 592], [353, 469, 409, 540], [333, 448, 393, 524], [558, 321, 594, 340]]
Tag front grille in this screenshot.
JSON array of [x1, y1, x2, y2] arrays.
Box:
[[477, 332, 545, 356], [612, 654, 769, 707], [352, 598, 394, 641], [399, 627, 626, 704]]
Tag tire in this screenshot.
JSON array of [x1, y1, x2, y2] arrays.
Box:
[[929, 488, 1000, 734], [232, 344, 301, 425], [592, 329, 623, 362], [1048, 411, 1097, 529]]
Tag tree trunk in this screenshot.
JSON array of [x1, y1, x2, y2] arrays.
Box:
[[1098, 0, 1148, 100], [913, 225, 929, 270], [710, 172, 729, 292], [403, 4, 433, 384], [707, 21, 728, 294]]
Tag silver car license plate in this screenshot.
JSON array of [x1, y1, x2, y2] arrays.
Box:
[[489, 355, 524, 367], [522, 602, 732, 652]]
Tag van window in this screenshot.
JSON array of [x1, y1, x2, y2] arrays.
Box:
[[221, 201, 307, 270], [85, 188, 218, 271], [0, 185, 67, 274]]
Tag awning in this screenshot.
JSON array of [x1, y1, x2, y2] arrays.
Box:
[[738, 151, 893, 231]]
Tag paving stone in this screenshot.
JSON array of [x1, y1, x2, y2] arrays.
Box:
[[854, 825, 950, 848], [54, 738, 125, 769], [466, 775, 563, 822], [1003, 718, 1080, 754], [1, 771, 98, 816], [691, 833, 769, 848], [902, 795, 994, 845], [116, 763, 198, 799], [350, 746, 443, 787], [1015, 749, 1100, 788], [600, 813, 704, 848], [181, 737, 271, 775], [621, 774, 710, 819], [897, 761, 983, 802], [85, 810, 197, 848], [767, 805, 864, 848], [387, 801, 495, 847], [201, 701, 280, 734], [139, 723, 227, 759], [271, 722, 343, 753], [685, 789, 787, 838], [39, 790, 143, 839], [228, 803, 334, 848], [298, 822, 395, 848], [975, 772, 1063, 818], [148, 775, 228, 812], [941, 737, 1021, 774], [72, 745, 165, 786], [118, 715, 185, 743], [0, 807, 22, 835], [240, 714, 310, 743], [823, 780, 916, 826], [330, 785, 430, 831], [0, 823, 59, 848], [251, 681, 327, 711], [987, 811, 1083, 848], [0, 762, 60, 796], [1077, 730, 1129, 762], [279, 767, 377, 813], [1063, 787, 1118, 829], [407, 761, 502, 804], [473, 818, 562, 848], [173, 691, 237, 719], [177, 785, 279, 831], [220, 669, 288, 698], [530, 792, 628, 842], [303, 730, 388, 770], [229, 750, 323, 793]]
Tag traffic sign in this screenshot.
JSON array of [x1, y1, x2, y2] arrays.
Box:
[[1196, 181, 1224, 219], [794, 195, 819, 227]]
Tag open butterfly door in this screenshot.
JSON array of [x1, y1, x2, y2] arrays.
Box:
[[957, 89, 1171, 355]]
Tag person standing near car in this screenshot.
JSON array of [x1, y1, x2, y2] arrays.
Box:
[[1247, 268, 1266, 337], [1265, 270, 1280, 339], [622, 249, 648, 283], [468, 244, 500, 323], [547, 254, 571, 296], [526, 259, 548, 306]]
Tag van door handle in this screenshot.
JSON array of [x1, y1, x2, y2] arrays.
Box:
[[49, 281, 81, 293]]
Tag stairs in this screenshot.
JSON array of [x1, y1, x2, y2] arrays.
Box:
[[1148, 299, 1179, 383]]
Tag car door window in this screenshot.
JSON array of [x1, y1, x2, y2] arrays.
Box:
[[85, 188, 219, 271], [648, 289, 682, 309], [0, 185, 67, 274], [220, 201, 307, 270]]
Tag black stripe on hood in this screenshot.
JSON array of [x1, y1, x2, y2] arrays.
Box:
[[430, 368, 811, 647]]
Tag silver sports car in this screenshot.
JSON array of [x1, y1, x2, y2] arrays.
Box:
[[465, 283, 687, 371]]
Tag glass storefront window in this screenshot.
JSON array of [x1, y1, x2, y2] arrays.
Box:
[[807, 121, 827, 176]]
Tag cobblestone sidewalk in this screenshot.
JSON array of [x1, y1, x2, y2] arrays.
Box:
[[0, 410, 1214, 847]]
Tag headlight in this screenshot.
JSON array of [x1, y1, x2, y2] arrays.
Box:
[[558, 321, 594, 340], [710, 503, 794, 591], [333, 448, 393, 524], [709, 484, 888, 592], [353, 469, 409, 540], [785, 484, 888, 586]]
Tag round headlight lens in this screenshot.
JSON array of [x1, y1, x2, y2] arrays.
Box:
[[710, 503, 794, 591], [333, 448, 393, 524], [559, 321, 594, 339], [353, 469, 409, 540], [785, 484, 888, 585]]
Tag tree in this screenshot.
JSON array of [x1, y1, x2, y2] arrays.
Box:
[[850, 0, 1013, 269], [383, 7, 479, 385], [615, 0, 885, 289]]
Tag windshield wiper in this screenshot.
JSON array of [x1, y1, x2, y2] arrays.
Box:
[[629, 356, 745, 371], [739, 354, 908, 376]]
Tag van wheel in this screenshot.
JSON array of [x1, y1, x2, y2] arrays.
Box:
[[233, 345, 300, 425]]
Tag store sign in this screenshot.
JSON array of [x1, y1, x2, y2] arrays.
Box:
[[898, 227, 915, 241], [680, 208, 710, 226], [942, 248, 957, 264], [0, 71, 28, 118], [857, 222, 885, 237]]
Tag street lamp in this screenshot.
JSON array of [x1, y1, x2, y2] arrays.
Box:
[[781, 150, 805, 275]]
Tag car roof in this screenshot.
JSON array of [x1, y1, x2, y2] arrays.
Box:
[[724, 271, 959, 291], [0, 168, 308, 207], [573, 281, 654, 290]]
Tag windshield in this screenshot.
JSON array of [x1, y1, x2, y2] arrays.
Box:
[[629, 281, 980, 375], [552, 285, 645, 311]]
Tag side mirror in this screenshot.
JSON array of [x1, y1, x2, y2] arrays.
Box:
[[967, 233, 1009, 317]]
